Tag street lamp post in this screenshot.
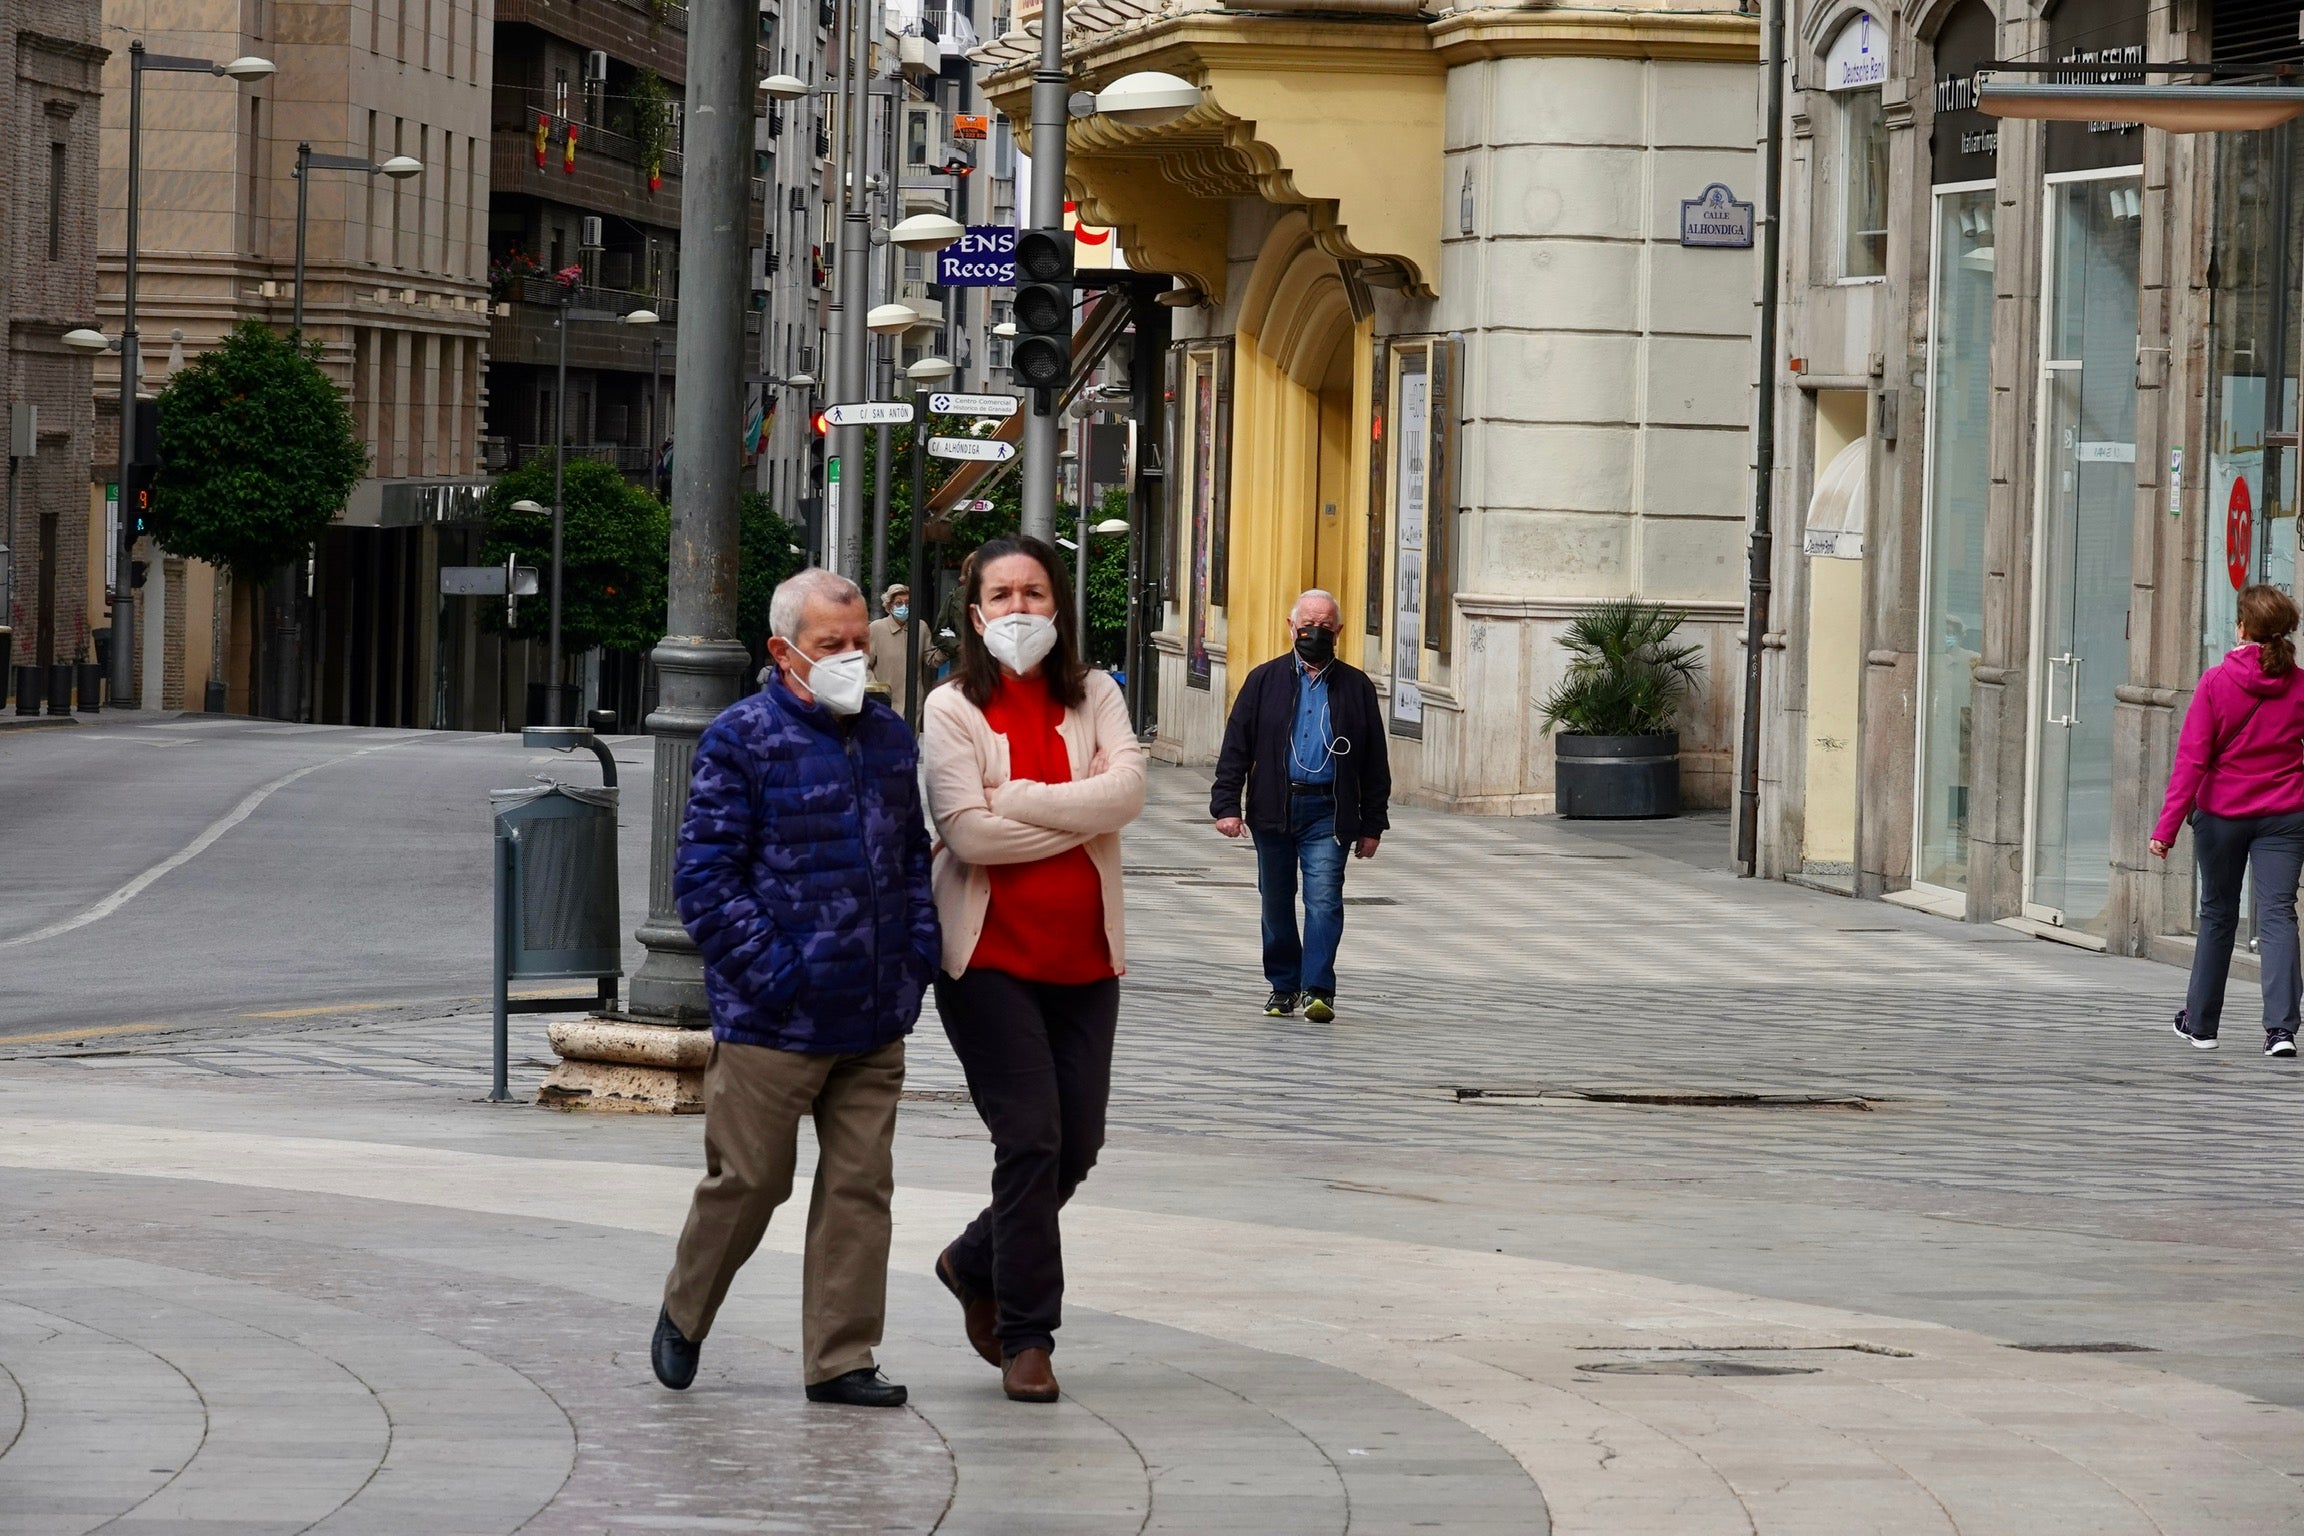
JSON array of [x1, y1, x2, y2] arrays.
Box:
[[111, 43, 275, 709], [626, 0, 756, 1024], [903, 355, 953, 730], [292, 143, 421, 334], [519, 306, 656, 727]]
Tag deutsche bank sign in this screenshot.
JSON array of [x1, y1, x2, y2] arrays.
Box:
[[937, 226, 1017, 288]]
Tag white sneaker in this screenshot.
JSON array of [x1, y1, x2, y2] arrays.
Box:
[[2267, 1035, 2297, 1059]]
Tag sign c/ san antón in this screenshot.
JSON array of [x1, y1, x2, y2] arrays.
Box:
[[1680, 184, 1754, 249]]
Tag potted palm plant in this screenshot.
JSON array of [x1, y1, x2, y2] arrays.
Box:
[[1539, 600, 1704, 818]]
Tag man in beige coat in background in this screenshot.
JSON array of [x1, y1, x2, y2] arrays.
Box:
[[866, 583, 913, 716]]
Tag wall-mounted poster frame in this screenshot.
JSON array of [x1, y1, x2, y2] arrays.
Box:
[[1388, 345, 1432, 736], [1174, 339, 1234, 690], [1365, 336, 1391, 639]]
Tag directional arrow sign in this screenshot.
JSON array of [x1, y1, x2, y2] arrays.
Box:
[[821, 401, 915, 426], [929, 437, 1017, 462], [930, 392, 1019, 418], [953, 498, 997, 512]]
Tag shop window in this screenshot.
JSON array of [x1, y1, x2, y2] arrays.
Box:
[[1821, 14, 1889, 280]]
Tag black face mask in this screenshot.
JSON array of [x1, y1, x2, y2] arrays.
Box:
[[1294, 625, 1336, 665]]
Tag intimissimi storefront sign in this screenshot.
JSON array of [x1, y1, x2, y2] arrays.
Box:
[[1932, 1, 1998, 183], [2047, 0, 2148, 172]]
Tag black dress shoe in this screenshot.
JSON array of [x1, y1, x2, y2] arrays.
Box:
[[652, 1305, 699, 1390], [805, 1366, 909, 1407]]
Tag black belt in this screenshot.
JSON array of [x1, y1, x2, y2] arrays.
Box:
[[1288, 782, 1334, 796]]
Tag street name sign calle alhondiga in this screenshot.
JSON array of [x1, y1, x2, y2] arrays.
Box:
[[929, 437, 1016, 462], [821, 401, 916, 427], [929, 392, 1019, 418]]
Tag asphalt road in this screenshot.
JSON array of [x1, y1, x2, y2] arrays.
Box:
[[0, 716, 657, 1039]]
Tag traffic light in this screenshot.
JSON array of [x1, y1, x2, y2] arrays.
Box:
[[809, 406, 831, 438], [1009, 227, 1072, 392], [124, 400, 162, 537]]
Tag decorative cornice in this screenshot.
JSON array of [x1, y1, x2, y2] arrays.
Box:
[[1428, 6, 1760, 64]]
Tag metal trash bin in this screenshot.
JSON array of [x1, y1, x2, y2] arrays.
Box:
[[487, 725, 623, 1100]]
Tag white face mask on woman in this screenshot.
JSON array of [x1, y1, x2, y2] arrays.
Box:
[[794, 645, 870, 715], [976, 610, 1059, 675]]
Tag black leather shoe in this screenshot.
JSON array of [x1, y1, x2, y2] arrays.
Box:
[[652, 1305, 699, 1390], [805, 1367, 909, 1407]]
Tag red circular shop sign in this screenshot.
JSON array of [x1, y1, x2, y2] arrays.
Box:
[[2229, 476, 2253, 590]]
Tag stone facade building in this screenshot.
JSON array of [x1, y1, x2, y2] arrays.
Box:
[[4, 0, 106, 707], [981, 0, 1762, 812], [96, 0, 494, 717], [1756, 0, 2295, 963]]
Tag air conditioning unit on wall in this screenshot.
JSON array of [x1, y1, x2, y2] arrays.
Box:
[[581, 215, 604, 250], [586, 49, 609, 80]]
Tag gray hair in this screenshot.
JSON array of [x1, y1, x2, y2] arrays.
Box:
[[1290, 588, 1341, 626], [770, 567, 865, 641]]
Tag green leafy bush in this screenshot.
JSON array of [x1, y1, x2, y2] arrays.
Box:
[[1538, 600, 1704, 738], [150, 320, 368, 580], [482, 458, 669, 654]]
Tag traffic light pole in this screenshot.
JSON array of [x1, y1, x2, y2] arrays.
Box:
[[1019, 0, 1067, 544]]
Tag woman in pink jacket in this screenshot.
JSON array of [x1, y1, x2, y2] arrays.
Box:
[[2154, 584, 2304, 1056], [919, 536, 1145, 1404]]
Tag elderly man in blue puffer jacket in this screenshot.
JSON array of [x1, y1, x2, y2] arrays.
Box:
[[650, 567, 940, 1409]]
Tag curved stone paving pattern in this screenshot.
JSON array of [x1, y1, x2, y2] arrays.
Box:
[[4, 1120, 2303, 1532]]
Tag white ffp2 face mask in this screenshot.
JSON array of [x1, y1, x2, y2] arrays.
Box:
[[796, 646, 870, 715], [977, 610, 1059, 675]]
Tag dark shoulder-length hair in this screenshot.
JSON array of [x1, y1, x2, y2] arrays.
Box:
[[954, 535, 1088, 711]]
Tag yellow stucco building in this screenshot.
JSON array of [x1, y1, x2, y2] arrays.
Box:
[[984, 0, 1759, 812]]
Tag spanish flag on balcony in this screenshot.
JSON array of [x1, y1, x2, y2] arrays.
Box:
[[564, 122, 579, 174], [648, 156, 662, 194], [534, 112, 550, 168]]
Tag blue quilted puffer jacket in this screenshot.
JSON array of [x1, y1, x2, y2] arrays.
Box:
[[674, 672, 939, 1054]]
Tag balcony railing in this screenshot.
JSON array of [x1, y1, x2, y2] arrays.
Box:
[[494, 275, 679, 323]]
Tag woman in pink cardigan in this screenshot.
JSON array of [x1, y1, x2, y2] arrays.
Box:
[[919, 536, 1145, 1403], [2154, 584, 2304, 1057]]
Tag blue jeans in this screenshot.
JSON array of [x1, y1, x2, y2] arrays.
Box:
[[1253, 792, 1347, 996]]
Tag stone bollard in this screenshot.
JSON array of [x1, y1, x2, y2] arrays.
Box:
[[538, 1018, 709, 1113]]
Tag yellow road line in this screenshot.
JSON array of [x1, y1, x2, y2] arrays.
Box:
[[242, 1001, 415, 1019], [1, 1021, 175, 1047]]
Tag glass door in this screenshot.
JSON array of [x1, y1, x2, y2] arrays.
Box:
[[2024, 171, 2142, 935], [1913, 182, 1996, 895]]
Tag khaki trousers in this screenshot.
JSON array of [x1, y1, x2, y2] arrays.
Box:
[[662, 1036, 906, 1385]]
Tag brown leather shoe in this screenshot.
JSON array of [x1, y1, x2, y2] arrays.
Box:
[[1002, 1346, 1059, 1403], [936, 1247, 1001, 1368]]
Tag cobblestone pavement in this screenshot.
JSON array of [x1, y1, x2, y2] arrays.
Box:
[[4, 764, 2304, 1532]]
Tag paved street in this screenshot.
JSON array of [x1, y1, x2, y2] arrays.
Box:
[[5, 718, 2304, 1531], [0, 716, 658, 1039]]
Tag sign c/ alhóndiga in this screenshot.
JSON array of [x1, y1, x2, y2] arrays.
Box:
[[1680, 184, 1754, 249]]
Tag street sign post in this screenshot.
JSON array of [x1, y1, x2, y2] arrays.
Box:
[[821, 401, 916, 426], [930, 392, 1019, 418], [929, 437, 1017, 462]]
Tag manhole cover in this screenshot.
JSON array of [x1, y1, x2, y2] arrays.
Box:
[[2008, 1342, 2157, 1354], [1581, 1358, 1820, 1377], [1453, 1086, 1880, 1111]]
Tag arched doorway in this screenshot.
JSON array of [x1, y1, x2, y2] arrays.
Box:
[[1226, 212, 1370, 693]]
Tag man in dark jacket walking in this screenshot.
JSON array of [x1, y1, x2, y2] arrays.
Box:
[[650, 568, 940, 1407], [1211, 588, 1391, 1023]]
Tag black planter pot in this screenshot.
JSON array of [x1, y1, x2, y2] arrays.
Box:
[[46, 663, 73, 717], [76, 662, 104, 713], [204, 679, 229, 713], [1555, 732, 1681, 819], [14, 665, 41, 716]]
